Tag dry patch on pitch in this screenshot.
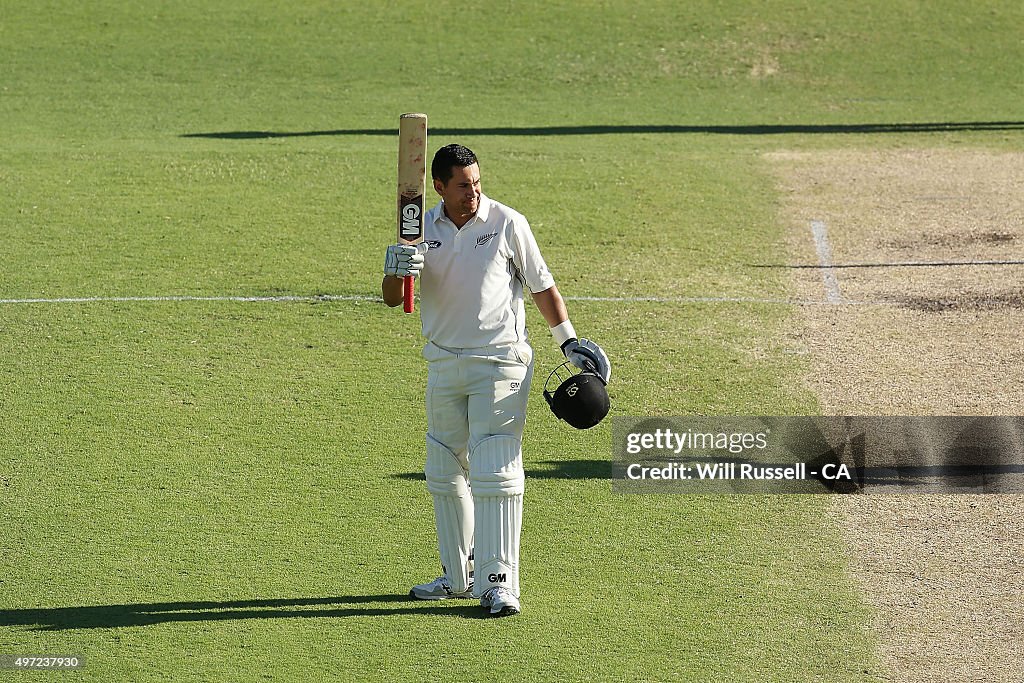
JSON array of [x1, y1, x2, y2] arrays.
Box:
[[768, 148, 1024, 683]]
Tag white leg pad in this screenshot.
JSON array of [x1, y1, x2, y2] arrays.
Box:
[[470, 435, 525, 598], [425, 434, 474, 594]]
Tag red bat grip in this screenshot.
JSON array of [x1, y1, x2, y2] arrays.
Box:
[[403, 275, 415, 313]]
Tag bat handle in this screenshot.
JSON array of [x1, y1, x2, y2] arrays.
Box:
[[403, 275, 415, 313]]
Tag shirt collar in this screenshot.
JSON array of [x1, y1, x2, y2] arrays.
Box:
[[434, 193, 490, 228], [474, 194, 490, 223]]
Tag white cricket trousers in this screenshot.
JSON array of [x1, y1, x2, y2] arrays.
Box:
[[423, 341, 534, 452], [422, 341, 534, 598]]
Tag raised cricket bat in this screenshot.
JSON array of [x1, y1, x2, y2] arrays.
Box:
[[397, 113, 427, 314]]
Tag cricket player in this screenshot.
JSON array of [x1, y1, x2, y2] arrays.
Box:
[[382, 144, 610, 617]]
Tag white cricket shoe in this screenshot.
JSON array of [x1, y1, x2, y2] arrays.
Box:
[[409, 576, 474, 601], [480, 587, 520, 617]]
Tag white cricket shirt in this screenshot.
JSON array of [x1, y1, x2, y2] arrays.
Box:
[[419, 194, 555, 350]]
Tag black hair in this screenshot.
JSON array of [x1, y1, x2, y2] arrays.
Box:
[[431, 144, 478, 184]]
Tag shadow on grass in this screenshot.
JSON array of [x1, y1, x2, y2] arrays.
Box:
[[181, 121, 1024, 139], [393, 459, 612, 482], [0, 595, 496, 631]]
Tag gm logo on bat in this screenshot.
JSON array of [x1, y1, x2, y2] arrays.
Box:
[[400, 200, 422, 239]]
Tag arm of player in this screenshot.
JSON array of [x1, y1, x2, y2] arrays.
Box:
[[531, 284, 569, 329], [531, 286, 611, 383], [382, 275, 405, 307]]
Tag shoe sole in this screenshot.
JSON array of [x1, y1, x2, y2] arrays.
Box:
[[489, 605, 520, 617]]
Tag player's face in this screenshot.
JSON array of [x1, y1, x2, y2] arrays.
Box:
[[435, 163, 481, 225]]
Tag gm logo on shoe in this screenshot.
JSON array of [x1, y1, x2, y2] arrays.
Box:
[[488, 573, 507, 583]]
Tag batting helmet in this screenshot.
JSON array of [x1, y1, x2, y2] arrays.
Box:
[[543, 361, 610, 430]]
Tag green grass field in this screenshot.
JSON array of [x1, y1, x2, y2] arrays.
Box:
[[2, 1, 1021, 681]]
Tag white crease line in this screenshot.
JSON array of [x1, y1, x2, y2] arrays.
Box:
[[0, 294, 379, 305], [567, 295, 847, 305], [0, 293, 883, 306], [810, 219, 843, 304]]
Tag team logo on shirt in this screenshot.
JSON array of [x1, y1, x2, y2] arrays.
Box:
[[475, 232, 498, 248], [426, 240, 442, 249]]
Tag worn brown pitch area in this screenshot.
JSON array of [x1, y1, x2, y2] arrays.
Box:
[[768, 149, 1024, 683]]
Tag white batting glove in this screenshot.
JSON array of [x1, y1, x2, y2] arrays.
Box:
[[384, 243, 428, 278], [563, 338, 611, 383], [550, 321, 612, 383]]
